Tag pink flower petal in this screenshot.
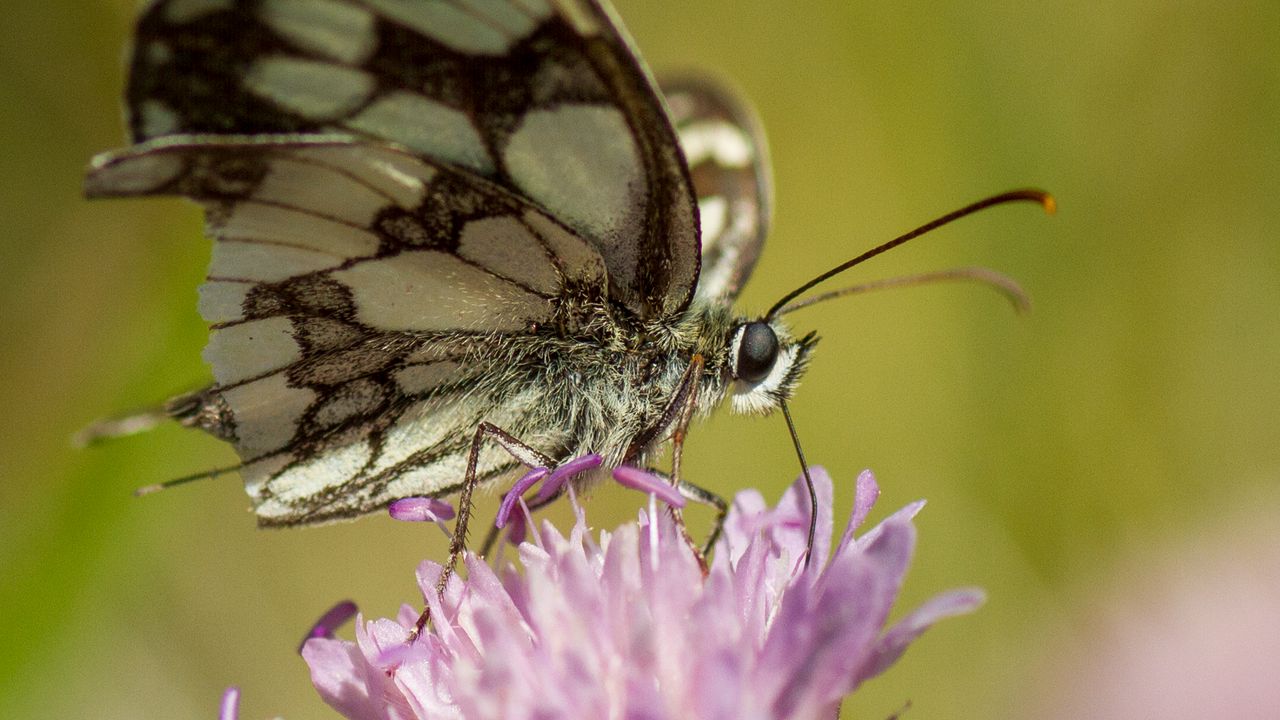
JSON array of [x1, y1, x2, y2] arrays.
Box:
[[864, 588, 986, 679], [535, 453, 604, 503], [496, 467, 549, 528], [770, 466, 835, 570], [611, 466, 686, 508], [298, 600, 359, 653], [836, 469, 880, 553], [302, 636, 395, 720], [388, 497, 455, 523], [219, 686, 240, 720]]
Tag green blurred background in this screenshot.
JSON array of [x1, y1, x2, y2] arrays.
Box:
[[2, 1, 1277, 717]]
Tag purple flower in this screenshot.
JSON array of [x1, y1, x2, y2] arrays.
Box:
[[302, 468, 983, 719]]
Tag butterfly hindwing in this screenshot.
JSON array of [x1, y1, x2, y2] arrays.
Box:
[[662, 75, 772, 303], [128, 0, 700, 319], [86, 136, 602, 523]]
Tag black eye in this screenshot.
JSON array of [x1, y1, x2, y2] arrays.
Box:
[[735, 321, 779, 383]]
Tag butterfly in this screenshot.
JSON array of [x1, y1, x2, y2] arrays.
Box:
[[84, 0, 1051, 568]]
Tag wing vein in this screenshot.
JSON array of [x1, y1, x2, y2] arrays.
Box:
[[283, 153, 404, 205]]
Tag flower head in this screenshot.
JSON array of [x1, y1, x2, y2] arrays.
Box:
[[302, 468, 983, 719]]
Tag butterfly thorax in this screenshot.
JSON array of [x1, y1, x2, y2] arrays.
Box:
[[446, 298, 743, 470]]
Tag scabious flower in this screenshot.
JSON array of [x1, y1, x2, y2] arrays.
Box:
[[301, 467, 983, 719]]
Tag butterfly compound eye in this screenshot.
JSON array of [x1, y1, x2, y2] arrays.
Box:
[[734, 321, 779, 384]]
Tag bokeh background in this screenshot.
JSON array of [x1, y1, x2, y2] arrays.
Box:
[[2, 1, 1277, 717]]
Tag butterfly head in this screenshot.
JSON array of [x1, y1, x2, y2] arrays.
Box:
[[722, 190, 1056, 417], [727, 318, 817, 415]]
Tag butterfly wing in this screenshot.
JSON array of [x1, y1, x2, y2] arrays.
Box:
[[126, 0, 699, 319], [87, 136, 605, 524], [661, 75, 772, 303]]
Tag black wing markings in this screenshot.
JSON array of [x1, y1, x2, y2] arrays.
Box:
[[129, 0, 700, 320]]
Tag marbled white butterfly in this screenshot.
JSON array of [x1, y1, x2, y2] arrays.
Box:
[[84, 0, 1051, 571]]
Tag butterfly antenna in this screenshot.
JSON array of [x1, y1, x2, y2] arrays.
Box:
[[765, 189, 1055, 319], [134, 464, 242, 497], [780, 399, 818, 569], [774, 266, 1031, 317]]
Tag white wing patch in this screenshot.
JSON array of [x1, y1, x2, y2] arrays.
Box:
[[252, 157, 393, 227], [221, 374, 315, 455], [139, 100, 181, 137], [505, 104, 643, 262], [458, 216, 560, 295], [214, 204, 382, 259], [209, 239, 342, 282], [698, 196, 728, 248], [292, 145, 435, 207], [259, 439, 375, 513], [662, 76, 772, 303], [362, 0, 549, 55], [367, 396, 469, 476], [244, 57, 376, 121], [347, 92, 495, 174], [259, 0, 378, 64], [333, 251, 551, 333], [198, 280, 252, 324], [204, 317, 300, 385], [679, 120, 752, 168]]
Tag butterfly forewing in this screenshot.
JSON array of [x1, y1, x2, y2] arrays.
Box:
[[127, 0, 699, 319], [662, 75, 771, 303], [86, 136, 605, 524]]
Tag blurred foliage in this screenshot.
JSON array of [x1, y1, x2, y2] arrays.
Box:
[[1, 1, 1276, 717]]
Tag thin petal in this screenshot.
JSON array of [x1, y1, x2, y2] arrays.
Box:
[[496, 467, 549, 528], [302, 637, 392, 720], [299, 600, 359, 653], [770, 467, 835, 570], [854, 500, 926, 553], [612, 466, 687, 508], [689, 646, 748, 720], [535, 453, 604, 502], [714, 488, 768, 567], [457, 554, 529, 650], [836, 470, 880, 554], [388, 497, 455, 523], [862, 588, 986, 680], [219, 686, 240, 720]]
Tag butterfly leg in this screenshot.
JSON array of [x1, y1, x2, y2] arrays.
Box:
[[411, 421, 552, 640], [627, 466, 728, 561], [653, 354, 712, 570], [676, 479, 729, 557]]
